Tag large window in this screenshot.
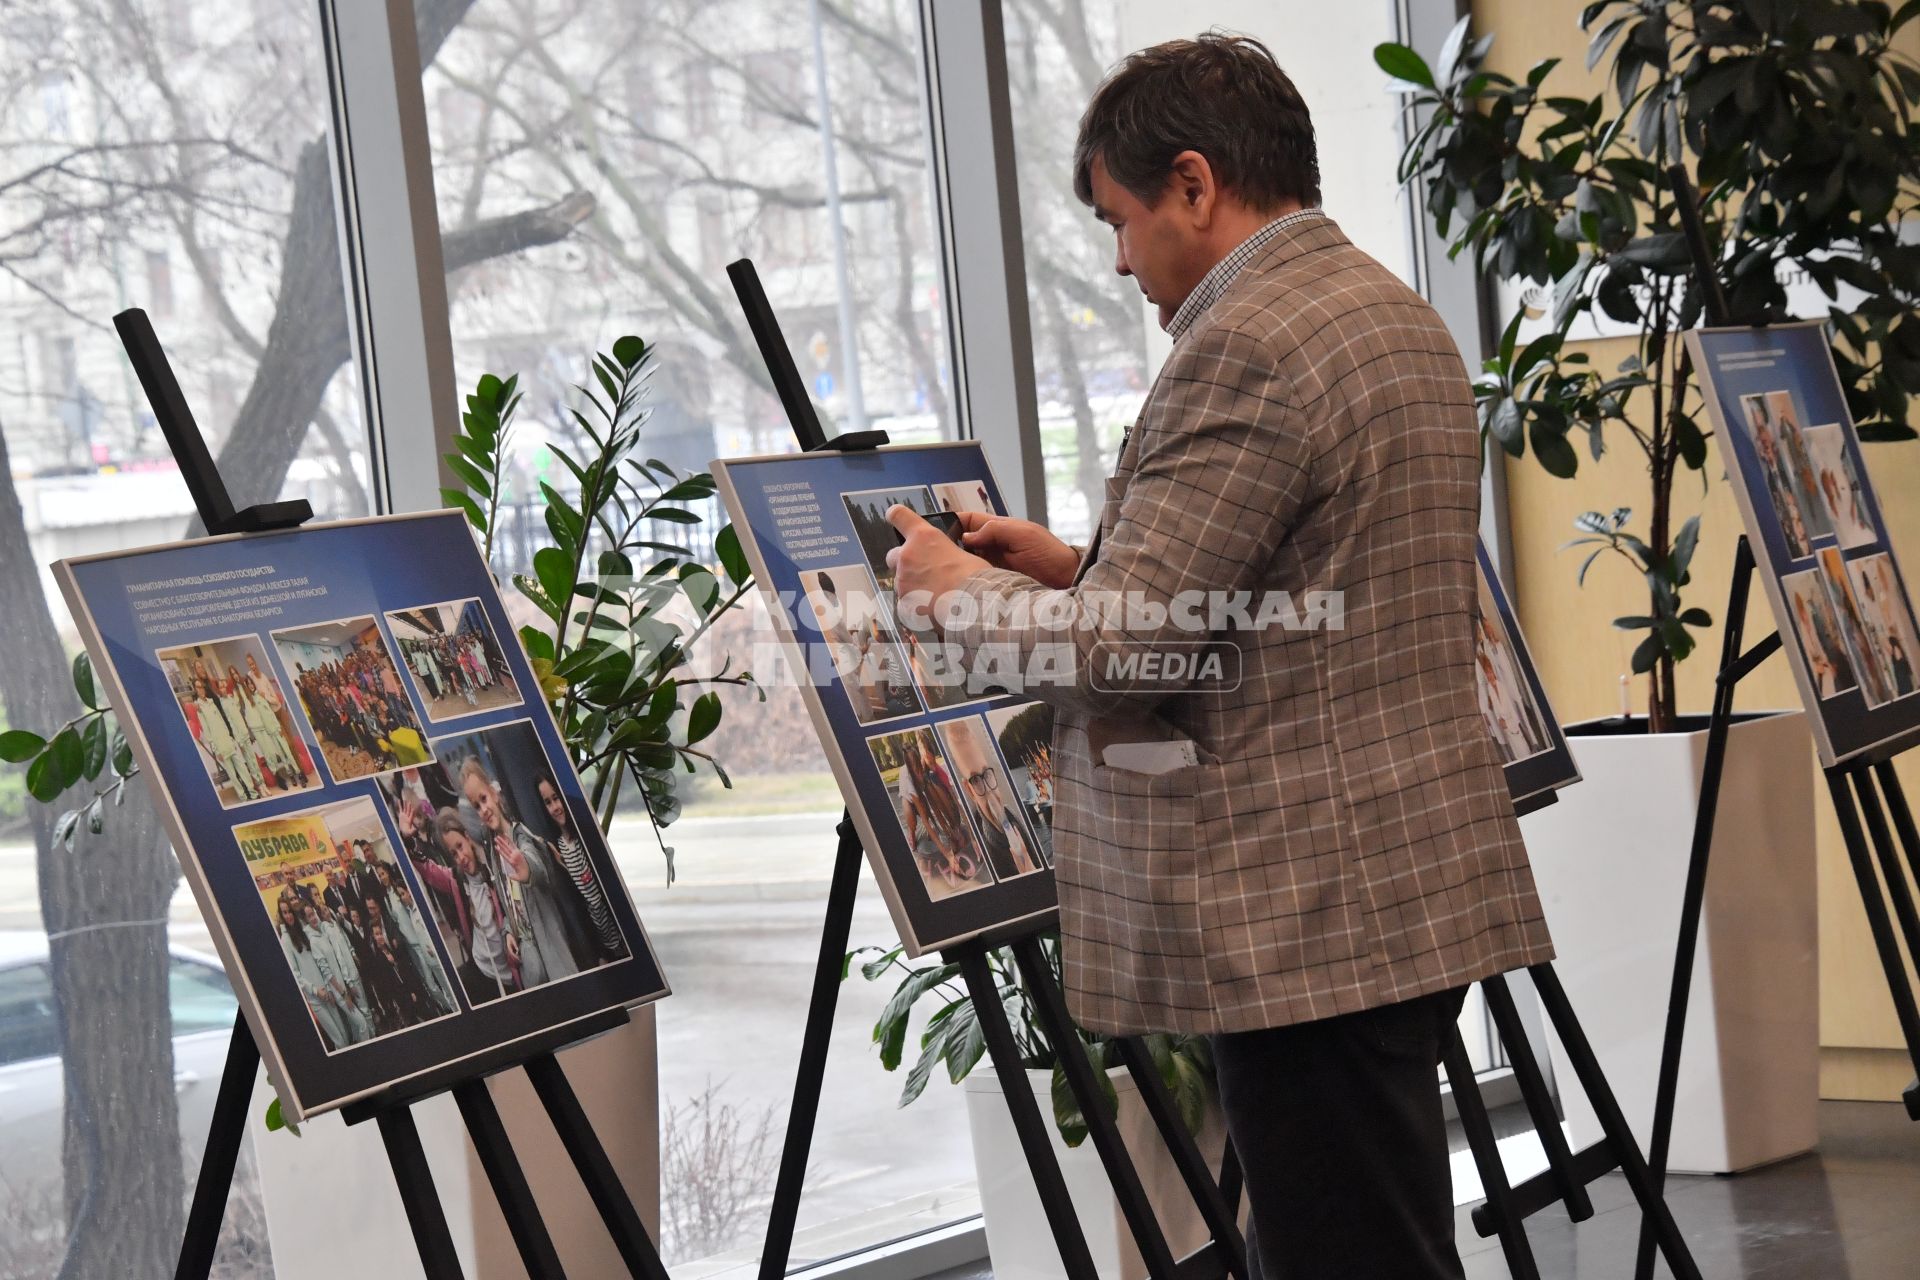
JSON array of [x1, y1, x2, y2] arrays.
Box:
[[421, 0, 971, 1266], [0, 0, 365, 1272], [1001, 0, 1414, 544]]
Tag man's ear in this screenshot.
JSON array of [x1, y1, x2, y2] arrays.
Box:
[[1168, 150, 1216, 226]]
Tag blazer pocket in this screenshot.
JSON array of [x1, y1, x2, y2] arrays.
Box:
[[1081, 761, 1204, 967]]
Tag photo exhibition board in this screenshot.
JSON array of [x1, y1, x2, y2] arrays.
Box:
[[55, 510, 668, 1122], [1472, 539, 1580, 805], [1688, 321, 1920, 766], [711, 442, 1059, 956]]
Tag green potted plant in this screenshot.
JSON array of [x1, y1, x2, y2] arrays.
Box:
[[850, 934, 1217, 1277], [1375, 2, 1920, 1173], [8, 336, 757, 1140]]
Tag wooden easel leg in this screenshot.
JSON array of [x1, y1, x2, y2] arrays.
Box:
[[376, 1107, 467, 1280], [1442, 1030, 1540, 1280], [1529, 965, 1704, 1280], [454, 1078, 567, 1277], [525, 1052, 671, 1280], [1481, 976, 1591, 1223], [174, 1014, 258, 1280], [953, 944, 1100, 1280], [1011, 936, 1182, 1279], [1111, 1035, 1250, 1278]]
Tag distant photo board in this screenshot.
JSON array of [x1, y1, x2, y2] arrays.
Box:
[[1471, 540, 1580, 806], [1688, 321, 1920, 766], [712, 442, 1057, 955], [56, 511, 668, 1122]]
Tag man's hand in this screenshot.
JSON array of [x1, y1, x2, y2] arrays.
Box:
[[886, 506, 993, 628], [953, 511, 1080, 589]]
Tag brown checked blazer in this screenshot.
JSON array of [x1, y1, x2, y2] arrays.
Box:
[[947, 215, 1554, 1036]]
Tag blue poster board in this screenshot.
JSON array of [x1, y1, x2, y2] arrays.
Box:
[[1688, 321, 1920, 765], [1472, 540, 1581, 806], [711, 442, 1057, 955], [56, 510, 668, 1122]]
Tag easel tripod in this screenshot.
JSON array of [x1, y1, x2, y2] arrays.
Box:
[[114, 306, 671, 1280], [1627, 161, 1920, 1280]]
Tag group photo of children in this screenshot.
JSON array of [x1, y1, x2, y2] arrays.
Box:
[[237, 796, 458, 1052], [158, 636, 321, 807], [376, 720, 629, 1007], [273, 616, 430, 780], [385, 598, 524, 721]]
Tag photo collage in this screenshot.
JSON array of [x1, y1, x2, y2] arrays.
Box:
[[176, 596, 624, 1051], [1739, 389, 1920, 710], [811, 483, 1055, 905], [1471, 558, 1555, 766]]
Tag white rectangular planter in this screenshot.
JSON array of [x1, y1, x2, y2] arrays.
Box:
[[963, 1066, 1224, 1280], [1521, 711, 1819, 1174]]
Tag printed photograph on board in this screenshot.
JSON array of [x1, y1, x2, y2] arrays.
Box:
[[1803, 423, 1876, 549], [932, 480, 995, 517], [157, 636, 320, 806], [1782, 569, 1859, 699], [1847, 553, 1920, 704], [1737, 391, 1833, 559], [240, 795, 458, 1051], [1472, 562, 1553, 764], [936, 715, 1047, 881], [868, 725, 994, 901], [379, 720, 629, 1006], [1817, 548, 1897, 707], [985, 701, 1055, 868], [799, 566, 922, 724], [273, 616, 430, 780], [386, 598, 524, 721], [841, 484, 938, 598]]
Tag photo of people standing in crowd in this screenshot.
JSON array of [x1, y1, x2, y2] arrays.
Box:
[[159, 636, 321, 807], [1739, 391, 1835, 559], [1847, 553, 1920, 705], [376, 720, 630, 1007], [986, 701, 1055, 867], [237, 796, 458, 1051], [385, 598, 524, 721], [1783, 569, 1859, 700], [272, 616, 430, 780], [800, 567, 922, 724], [869, 725, 992, 900]]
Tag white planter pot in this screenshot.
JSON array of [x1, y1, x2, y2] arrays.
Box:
[[963, 1065, 1224, 1280], [1521, 710, 1819, 1174]]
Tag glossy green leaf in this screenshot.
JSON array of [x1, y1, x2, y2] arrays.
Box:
[[1373, 42, 1435, 89], [0, 730, 45, 763]]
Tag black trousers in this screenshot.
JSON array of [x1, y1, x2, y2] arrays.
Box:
[[1212, 986, 1469, 1280]]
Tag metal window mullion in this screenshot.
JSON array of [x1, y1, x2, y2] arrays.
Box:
[[916, 0, 1046, 521], [318, 0, 460, 517]]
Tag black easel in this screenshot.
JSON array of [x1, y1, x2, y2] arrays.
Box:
[[1625, 162, 1920, 1280], [1426, 785, 1704, 1280], [725, 260, 1247, 1280], [114, 307, 673, 1280]]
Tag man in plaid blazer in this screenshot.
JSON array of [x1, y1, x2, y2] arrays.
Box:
[[890, 33, 1553, 1280]]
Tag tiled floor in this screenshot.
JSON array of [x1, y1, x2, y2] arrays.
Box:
[[932, 1100, 1920, 1279]]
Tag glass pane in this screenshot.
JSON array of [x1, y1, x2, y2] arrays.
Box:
[[1002, 0, 1412, 544], [1, 0, 364, 1271], [0, 962, 60, 1068], [169, 958, 238, 1036], [422, 1, 962, 1266]]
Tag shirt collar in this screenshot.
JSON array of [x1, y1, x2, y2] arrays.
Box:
[[1165, 207, 1327, 341]]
